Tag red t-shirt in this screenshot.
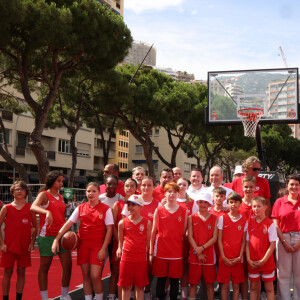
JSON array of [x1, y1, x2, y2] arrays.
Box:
[[116, 199, 126, 226], [209, 207, 227, 219], [271, 195, 300, 233], [4, 203, 32, 254], [239, 201, 255, 220], [141, 199, 160, 224], [100, 180, 125, 197], [121, 217, 148, 262], [220, 214, 247, 259], [78, 201, 110, 247], [39, 191, 65, 237], [177, 200, 194, 216], [153, 185, 165, 202], [189, 213, 217, 265], [232, 176, 271, 199], [247, 217, 276, 272], [154, 205, 186, 259], [223, 182, 233, 189]]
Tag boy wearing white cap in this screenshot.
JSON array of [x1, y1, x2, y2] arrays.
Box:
[[187, 191, 218, 300], [116, 195, 151, 300]]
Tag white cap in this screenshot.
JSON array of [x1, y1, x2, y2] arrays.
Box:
[[128, 194, 144, 206], [233, 165, 244, 176], [193, 191, 213, 206]]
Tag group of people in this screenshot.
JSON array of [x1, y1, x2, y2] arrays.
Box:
[[0, 157, 299, 300]]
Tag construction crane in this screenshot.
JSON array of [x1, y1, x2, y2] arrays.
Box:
[[278, 46, 288, 67]]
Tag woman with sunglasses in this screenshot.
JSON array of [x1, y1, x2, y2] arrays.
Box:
[[232, 156, 271, 216]]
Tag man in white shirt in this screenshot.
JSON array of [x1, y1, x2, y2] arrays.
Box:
[[186, 168, 206, 198], [203, 165, 233, 206]]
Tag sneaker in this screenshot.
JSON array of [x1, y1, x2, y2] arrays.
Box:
[[60, 295, 72, 300]]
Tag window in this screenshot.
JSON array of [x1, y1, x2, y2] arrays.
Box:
[[77, 142, 90, 157], [184, 163, 190, 172], [0, 129, 10, 144], [1, 110, 13, 121], [154, 128, 159, 136], [58, 139, 71, 153], [136, 145, 143, 154], [17, 133, 27, 148], [154, 163, 158, 171], [116, 2, 120, 9]]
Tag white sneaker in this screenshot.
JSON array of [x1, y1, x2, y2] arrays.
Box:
[[60, 295, 72, 300]]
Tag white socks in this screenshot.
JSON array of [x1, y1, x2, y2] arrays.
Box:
[[61, 286, 69, 297], [40, 290, 48, 300]]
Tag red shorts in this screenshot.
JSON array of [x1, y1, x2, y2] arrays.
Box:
[[77, 242, 104, 266], [248, 269, 275, 282], [152, 257, 183, 278], [188, 264, 216, 285], [216, 260, 245, 284], [118, 261, 149, 287], [0, 251, 31, 268]]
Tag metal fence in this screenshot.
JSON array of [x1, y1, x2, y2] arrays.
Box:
[[0, 184, 86, 204]]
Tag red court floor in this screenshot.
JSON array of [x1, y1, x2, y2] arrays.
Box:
[[0, 249, 111, 300]]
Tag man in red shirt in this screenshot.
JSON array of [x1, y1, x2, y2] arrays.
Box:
[[153, 168, 174, 202], [100, 164, 125, 196]]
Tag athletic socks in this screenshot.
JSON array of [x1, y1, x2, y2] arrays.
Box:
[[95, 293, 103, 300], [16, 293, 23, 300], [108, 294, 115, 300], [85, 295, 93, 300], [144, 291, 151, 300], [181, 287, 188, 299], [40, 290, 48, 300], [61, 286, 69, 297]]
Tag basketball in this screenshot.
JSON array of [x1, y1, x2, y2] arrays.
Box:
[[61, 231, 79, 251]]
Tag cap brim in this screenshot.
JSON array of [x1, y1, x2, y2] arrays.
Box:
[[127, 199, 141, 206]]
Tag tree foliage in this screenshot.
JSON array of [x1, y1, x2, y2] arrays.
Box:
[[0, 0, 132, 182]]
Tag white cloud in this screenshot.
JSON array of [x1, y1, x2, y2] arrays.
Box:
[[125, 0, 186, 14], [191, 10, 197, 15]]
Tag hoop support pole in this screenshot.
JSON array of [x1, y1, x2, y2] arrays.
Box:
[[255, 125, 266, 171]]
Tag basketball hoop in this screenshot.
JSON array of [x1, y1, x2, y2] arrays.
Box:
[[210, 111, 218, 120], [238, 108, 263, 137], [287, 109, 296, 119]]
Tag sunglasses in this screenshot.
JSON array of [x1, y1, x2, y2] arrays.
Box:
[[14, 188, 25, 192], [252, 168, 260, 171]]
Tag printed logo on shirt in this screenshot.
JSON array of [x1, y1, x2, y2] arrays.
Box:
[[193, 223, 198, 226], [80, 213, 86, 216], [139, 224, 144, 232], [238, 225, 242, 231], [263, 227, 267, 234], [298, 206, 300, 210], [148, 212, 154, 218], [251, 214, 256, 219], [178, 216, 182, 222], [22, 218, 29, 224], [224, 225, 229, 228], [256, 187, 260, 191], [208, 224, 212, 230], [99, 213, 103, 220]]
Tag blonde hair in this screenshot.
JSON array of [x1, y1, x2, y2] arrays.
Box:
[[252, 196, 266, 206], [242, 175, 257, 185]]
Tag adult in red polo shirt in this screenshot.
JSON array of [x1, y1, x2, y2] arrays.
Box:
[[231, 156, 271, 215], [100, 164, 125, 197], [271, 174, 300, 300], [153, 168, 174, 202]]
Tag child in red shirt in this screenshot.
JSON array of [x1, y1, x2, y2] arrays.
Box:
[[52, 182, 113, 300], [117, 195, 151, 300], [110, 178, 137, 300], [246, 196, 276, 299], [209, 187, 228, 218], [150, 182, 188, 300], [0, 181, 37, 300], [217, 192, 247, 300], [188, 191, 218, 300]]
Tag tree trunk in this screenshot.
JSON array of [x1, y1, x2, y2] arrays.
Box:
[[69, 133, 77, 187], [0, 145, 29, 183], [142, 139, 155, 178]]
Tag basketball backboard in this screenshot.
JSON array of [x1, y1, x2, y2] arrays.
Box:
[[206, 68, 299, 125]]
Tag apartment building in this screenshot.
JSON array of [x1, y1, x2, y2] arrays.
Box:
[[0, 109, 116, 185], [97, 0, 124, 16], [128, 127, 197, 178]]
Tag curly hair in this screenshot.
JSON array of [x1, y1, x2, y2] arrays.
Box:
[[242, 156, 260, 173]]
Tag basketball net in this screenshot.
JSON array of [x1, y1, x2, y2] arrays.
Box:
[[238, 108, 263, 137]]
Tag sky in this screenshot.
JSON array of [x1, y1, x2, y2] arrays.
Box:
[[123, 0, 300, 80]]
